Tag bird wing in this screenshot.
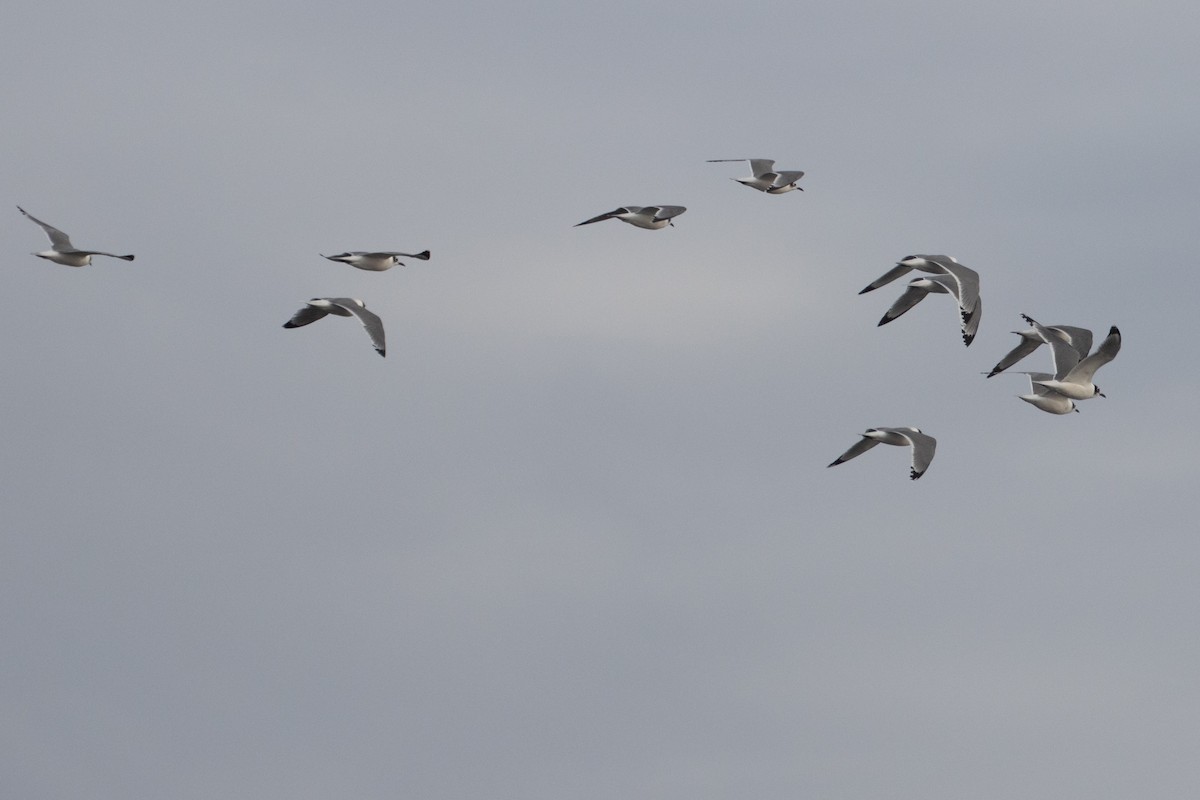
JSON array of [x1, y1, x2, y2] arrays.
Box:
[[574, 208, 628, 226], [988, 333, 1043, 377], [877, 281, 935, 326], [330, 298, 387, 357], [1022, 314, 1082, 378], [894, 428, 937, 479], [369, 250, 431, 261], [771, 170, 804, 187], [18, 206, 74, 249], [827, 435, 880, 467], [960, 295, 982, 347], [747, 159, 776, 177], [283, 303, 331, 328], [649, 205, 687, 221], [1062, 326, 1120, 384], [933, 259, 980, 313], [1050, 325, 1093, 361], [859, 264, 914, 294], [1024, 371, 1060, 398]]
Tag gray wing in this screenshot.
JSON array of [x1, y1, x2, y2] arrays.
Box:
[[282, 303, 331, 328], [1025, 371, 1059, 397], [988, 333, 1043, 377], [877, 281, 934, 326], [915, 254, 961, 271], [895, 428, 937, 480], [960, 295, 982, 347], [827, 435, 880, 467], [1062, 326, 1120, 384], [18, 206, 74, 249], [859, 264, 913, 294], [575, 208, 629, 226], [330, 298, 387, 357], [649, 205, 687, 221], [747, 159, 776, 177], [1050, 325, 1093, 361], [366, 250, 431, 260], [771, 170, 804, 187], [706, 159, 776, 176], [1021, 314, 1081, 378], [933, 260, 980, 310], [921, 261, 979, 345], [75, 249, 135, 260]]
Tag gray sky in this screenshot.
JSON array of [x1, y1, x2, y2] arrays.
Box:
[[3, 1, 1199, 797]]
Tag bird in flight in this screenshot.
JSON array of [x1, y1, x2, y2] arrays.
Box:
[[282, 298, 386, 357], [706, 159, 805, 194], [18, 206, 135, 266], [320, 250, 431, 271], [574, 206, 686, 229], [827, 427, 937, 480]]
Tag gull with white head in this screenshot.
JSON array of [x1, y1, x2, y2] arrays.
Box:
[[827, 427, 936, 480], [575, 206, 686, 230], [1016, 372, 1080, 414], [320, 250, 431, 272], [706, 158, 805, 194], [283, 298, 386, 357], [1022, 314, 1121, 400], [18, 206, 135, 266]]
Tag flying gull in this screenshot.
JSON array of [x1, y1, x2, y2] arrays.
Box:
[[827, 427, 937, 480], [574, 206, 686, 229], [283, 298, 386, 357], [1014, 371, 1081, 414], [706, 158, 805, 194], [320, 250, 431, 271], [1022, 314, 1121, 400], [18, 206, 134, 266]]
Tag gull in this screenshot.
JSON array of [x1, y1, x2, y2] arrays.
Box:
[[1016, 371, 1080, 414], [1022, 314, 1121, 399], [283, 298, 386, 357], [320, 250, 431, 271], [706, 158, 805, 193], [575, 206, 686, 229], [986, 323, 1093, 378], [874, 258, 982, 346], [18, 206, 135, 266], [827, 427, 936, 480]]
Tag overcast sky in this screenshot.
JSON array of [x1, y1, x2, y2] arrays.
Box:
[[3, 1, 1199, 798]]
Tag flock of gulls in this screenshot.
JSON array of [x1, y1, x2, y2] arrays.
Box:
[[17, 155, 1121, 481]]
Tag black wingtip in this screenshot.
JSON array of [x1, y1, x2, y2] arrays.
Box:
[[120, 255, 135, 261], [859, 286, 874, 295], [415, 250, 431, 260]]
